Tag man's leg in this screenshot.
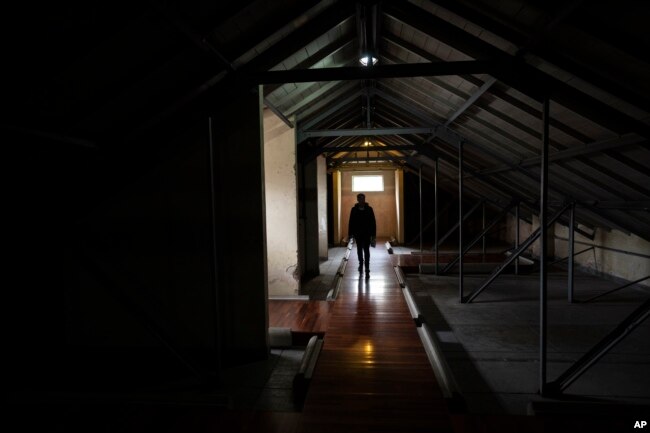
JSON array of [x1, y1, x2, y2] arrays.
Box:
[[356, 240, 364, 272], [363, 242, 370, 274]]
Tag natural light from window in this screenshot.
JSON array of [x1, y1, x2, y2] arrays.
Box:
[[352, 175, 384, 192]]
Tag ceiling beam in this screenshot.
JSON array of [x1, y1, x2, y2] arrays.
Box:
[[382, 34, 594, 144], [385, 1, 650, 139], [249, 60, 497, 84], [296, 81, 361, 123], [299, 90, 364, 131], [318, 144, 416, 154], [475, 134, 648, 177], [425, 0, 650, 111], [263, 98, 293, 128], [284, 81, 342, 117], [1, 124, 99, 149], [371, 88, 643, 236], [300, 126, 437, 140], [264, 37, 354, 95], [444, 77, 497, 127]]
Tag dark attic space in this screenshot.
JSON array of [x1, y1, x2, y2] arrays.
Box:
[[2, 1, 649, 432]]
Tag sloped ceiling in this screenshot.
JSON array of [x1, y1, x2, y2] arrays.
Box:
[[3, 0, 649, 240]]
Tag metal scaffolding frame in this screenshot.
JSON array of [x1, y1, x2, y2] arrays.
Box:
[[581, 276, 650, 304], [539, 95, 550, 395], [441, 201, 517, 275], [546, 298, 650, 395], [434, 200, 484, 250], [464, 202, 573, 304], [458, 141, 464, 302]]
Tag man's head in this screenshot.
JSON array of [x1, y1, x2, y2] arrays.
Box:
[[357, 193, 366, 205]]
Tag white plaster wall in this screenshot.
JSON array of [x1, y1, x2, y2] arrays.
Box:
[[503, 213, 535, 254], [317, 156, 328, 259], [502, 213, 554, 258], [340, 170, 397, 239], [554, 224, 650, 288], [502, 213, 650, 287], [263, 109, 299, 296]]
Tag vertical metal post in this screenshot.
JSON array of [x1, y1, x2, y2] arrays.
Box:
[[568, 202, 575, 303], [459, 141, 464, 302], [515, 202, 520, 275], [208, 117, 222, 379], [434, 158, 439, 275], [539, 95, 550, 395], [419, 165, 423, 254], [482, 202, 486, 258]]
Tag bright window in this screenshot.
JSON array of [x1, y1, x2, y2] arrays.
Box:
[[352, 175, 384, 192]]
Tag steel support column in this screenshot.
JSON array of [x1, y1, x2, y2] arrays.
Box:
[[515, 202, 520, 275], [540, 95, 550, 396], [459, 141, 464, 303], [482, 202, 486, 256], [568, 202, 576, 303], [419, 165, 423, 253], [435, 158, 439, 274], [465, 202, 571, 304], [208, 117, 223, 380], [442, 202, 516, 275]]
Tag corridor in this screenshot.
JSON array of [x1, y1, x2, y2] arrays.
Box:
[[299, 241, 452, 432]]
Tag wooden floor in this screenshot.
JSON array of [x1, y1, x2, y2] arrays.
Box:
[[28, 247, 453, 433], [269, 300, 332, 334], [296, 243, 453, 432]]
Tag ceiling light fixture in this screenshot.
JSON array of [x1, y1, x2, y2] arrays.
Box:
[[359, 54, 378, 67]]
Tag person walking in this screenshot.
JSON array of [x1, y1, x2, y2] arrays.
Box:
[[348, 193, 376, 277]]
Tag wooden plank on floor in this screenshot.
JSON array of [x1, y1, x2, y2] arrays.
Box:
[[269, 300, 333, 334], [299, 241, 453, 432]]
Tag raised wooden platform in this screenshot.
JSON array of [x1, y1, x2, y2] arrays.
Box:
[[298, 242, 453, 432], [269, 300, 333, 345]]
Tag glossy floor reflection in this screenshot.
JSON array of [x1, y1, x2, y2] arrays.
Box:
[[299, 241, 453, 433]]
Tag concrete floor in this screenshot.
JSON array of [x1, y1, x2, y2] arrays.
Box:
[[301, 246, 348, 300], [221, 348, 305, 411], [405, 258, 650, 415]]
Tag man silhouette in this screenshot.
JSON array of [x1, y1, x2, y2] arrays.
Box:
[[348, 193, 376, 278]]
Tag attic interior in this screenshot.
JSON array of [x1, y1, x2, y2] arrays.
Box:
[[4, 0, 650, 431]]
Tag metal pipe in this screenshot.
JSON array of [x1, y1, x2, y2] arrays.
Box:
[[441, 201, 516, 274], [435, 200, 483, 248], [465, 202, 572, 304], [407, 202, 452, 246], [515, 202, 520, 275], [568, 202, 575, 303], [581, 275, 650, 304], [459, 141, 464, 303], [435, 157, 439, 275], [539, 95, 550, 396], [553, 237, 650, 259], [208, 117, 223, 380], [547, 298, 650, 395], [549, 246, 594, 265], [419, 165, 423, 254], [482, 201, 486, 257]]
